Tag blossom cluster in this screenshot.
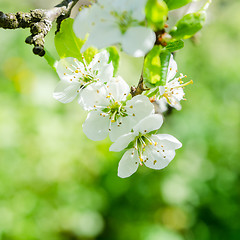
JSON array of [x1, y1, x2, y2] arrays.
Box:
[[52, 0, 196, 178]]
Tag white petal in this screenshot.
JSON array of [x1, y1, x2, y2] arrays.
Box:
[[154, 134, 182, 149], [156, 98, 168, 113], [109, 116, 134, 142], [122, 26, 156, 57], [56, 58, 84, 81], [96, 62, 114, 83], [81, 22, 122, 52], [82, 110, 109, 141], [118, 149, 139, 178], [126, 95, 154, 122], [107, 76, 130, 101], [168, 94, 182, 110], [159, 86, 165, 96], [129, 0, 148, 21], [133, 114, 163, 135], [143, 146, 174, 170], [171, 99, 182, 110], [88, 50, 110, 70], [73, 5, 101, 39], [89, 50, 114, 83], [167, 55, 178, 82], [53, 80, 80, 103], [78, 82, 109, 110], [109, 132, 135, 152]]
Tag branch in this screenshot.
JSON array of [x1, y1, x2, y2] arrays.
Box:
[[131, 72, 148, 97], [0, 0, 79, 56]]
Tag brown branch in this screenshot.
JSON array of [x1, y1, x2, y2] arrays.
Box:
[[130, 72, 148, 97], [0, 0, 79, 56]]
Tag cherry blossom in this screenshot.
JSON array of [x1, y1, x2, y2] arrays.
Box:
[[110, 114, 182, 178], [158, 55, 193, 111], [82, 76, 154, 142], [53, 50, 113, 103], [73, 0, 156, 57]]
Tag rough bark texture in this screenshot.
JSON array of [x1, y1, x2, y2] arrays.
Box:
[[0, 0, 79, 56]]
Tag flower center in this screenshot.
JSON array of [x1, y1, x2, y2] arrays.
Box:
[[112, 11, 136, 34], [102, 101, 128, 123]]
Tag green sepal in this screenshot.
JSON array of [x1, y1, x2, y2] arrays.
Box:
[[169, 10, 206, 39], [165, 40, 184, 52], [164, 0, 192, 10], [54, 18, 85, 60], [145, 0, 168, 31], [106, 46, 120, 76]]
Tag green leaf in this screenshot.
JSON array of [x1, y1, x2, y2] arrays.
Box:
[[159, 50, 171, 85], [145, 0, 168, 31], [106, 46, 120, 76], [83, 47, 98, 64], [165, 40, 184, 52], [143, 45, 162, 88], [143, 47, 172, 88], [54, 18, 85, 60], [169, 11, 206, 39], [164, 0, 192, 10]]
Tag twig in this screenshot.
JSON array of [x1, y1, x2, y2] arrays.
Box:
[[131, 72, 148, 97], [0, 0, 79, 56]]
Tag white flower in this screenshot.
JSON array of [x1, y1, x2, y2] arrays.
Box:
[[110, 114, 182, 178], [73, 0, 156, 57], [53, 50, 113, 103], [158, 55, 193, 111], [82, 76, 154, 142]]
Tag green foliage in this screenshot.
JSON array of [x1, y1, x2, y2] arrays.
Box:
[[143, 45, 162, 87], [145, 0, 168, 31], [143, 46, 171, 87], [169, 11, 206, 39], [54, 18, 85, 60], [164, 0, 192, 10], [106, 46, 120, 76], [159, 50, 171, 85], [83, 47, 98, 64], [165, 40, 184, 52]]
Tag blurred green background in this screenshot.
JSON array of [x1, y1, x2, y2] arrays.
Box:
[[0, 0, 239, 239]]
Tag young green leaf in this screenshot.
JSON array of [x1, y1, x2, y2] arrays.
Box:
[[164, 0, 192, 10], [159, 50, 171, 85], [165, 40, 184, 52], [143, 45, 162, 88], [169, 11, 206, 39], [106, 46, 120, 76], [143, 47, 172, 88], [83, 47, 98, 64], [54, 18, 85, 60], [145, 0, 168, 31]]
